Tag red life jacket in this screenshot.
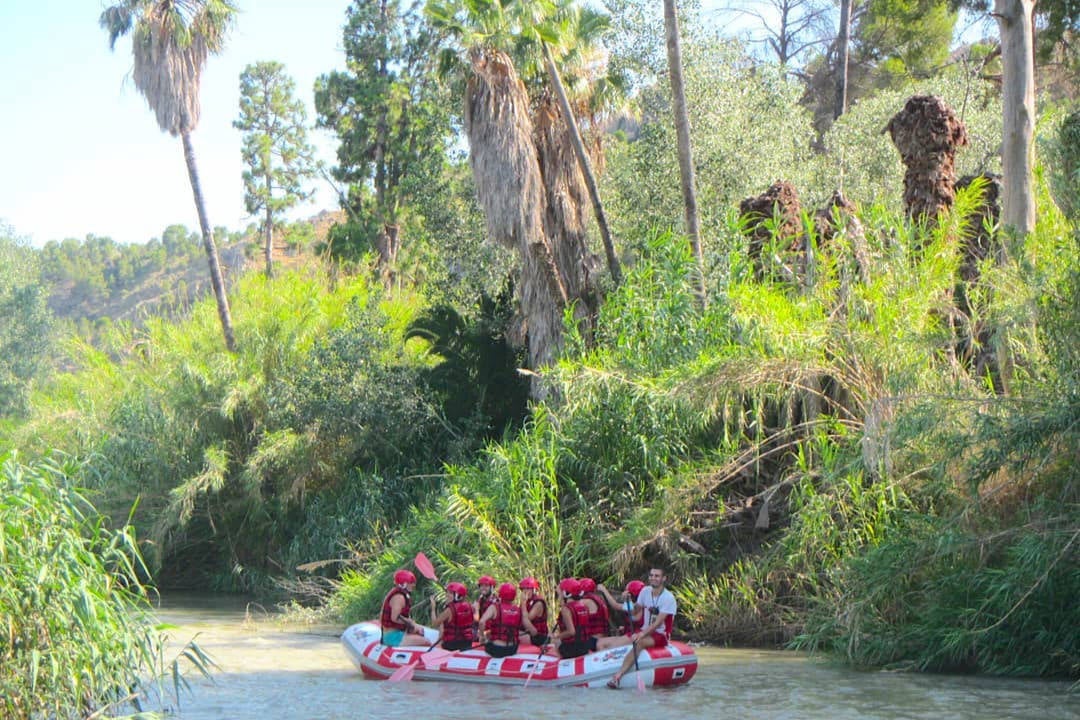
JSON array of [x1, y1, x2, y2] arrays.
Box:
[[477, 593, 495, 621], [443, 600, 476, 642], [557, 600, 590, 643], [486, 603, 522, 644], [526, 596, 548, 636], [584, 592, 610, 637], [380, 586, 411, 631]]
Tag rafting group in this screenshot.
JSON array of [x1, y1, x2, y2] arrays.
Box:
[[380, 564, 677, 689]]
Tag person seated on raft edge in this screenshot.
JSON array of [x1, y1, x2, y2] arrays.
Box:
[[381, 569, 439, 647], [597, 579, 646, 637], [478, 582, 537, 658], [605, 567, 677, 689], [578, 577, 613, 642], [549, 578, 592, 659], [517, 576, 549, 647], [429, 581, 476, 651]]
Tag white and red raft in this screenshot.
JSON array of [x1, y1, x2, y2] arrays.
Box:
[[341, 621, 698, 688]]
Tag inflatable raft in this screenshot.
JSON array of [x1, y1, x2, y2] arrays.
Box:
[[341, 621, 697, 688]]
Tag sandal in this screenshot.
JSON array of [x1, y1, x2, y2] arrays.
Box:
[[606, 675, 621, 689]]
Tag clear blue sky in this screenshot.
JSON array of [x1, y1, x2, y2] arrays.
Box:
[[0, 1, 352, 247]]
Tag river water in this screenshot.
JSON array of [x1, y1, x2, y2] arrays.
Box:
[[152, 595, 1077, 720]]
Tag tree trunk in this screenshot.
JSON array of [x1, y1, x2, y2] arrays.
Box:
[[182, 129, 236, 352], [534, 94, 602, 338], [664, 0, 706, 307], [540, 41, 622, 286], [264, 173, 274, 278], [995, 0, 1037, 235], [834, 0, 852, 120]]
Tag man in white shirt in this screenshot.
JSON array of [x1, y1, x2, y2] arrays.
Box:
[[606, 567, 676, 689]]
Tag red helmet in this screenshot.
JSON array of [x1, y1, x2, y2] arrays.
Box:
[[578, 577, 597, 593], [394, 569, 416, 585], [497, 582, 517, 602], [478, 575, 496, 587], [625, 580, 646, 597], [558, 578, 581, 596], [446, 581, 468, 598], [519, 576, 540, 590]]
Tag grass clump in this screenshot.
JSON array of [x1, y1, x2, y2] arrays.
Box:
[[0, 454, 165, 719]]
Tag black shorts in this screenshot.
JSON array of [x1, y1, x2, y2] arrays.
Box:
[[530, 633, 549, 646], [441, 638, 473, 651], [484, 642, 518, 658], [557, 640, 590, 659]]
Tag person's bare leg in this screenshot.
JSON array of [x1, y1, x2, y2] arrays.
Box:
[[399, 627, 436, 646], [596, 634, 632, 651], [607, 635, 656, 688]]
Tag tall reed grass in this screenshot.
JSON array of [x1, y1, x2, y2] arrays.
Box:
[[1, 454, 162, 718]]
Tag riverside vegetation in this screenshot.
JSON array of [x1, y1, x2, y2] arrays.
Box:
[[2, 2, 1079, 717]]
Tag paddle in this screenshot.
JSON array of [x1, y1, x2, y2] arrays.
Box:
[[388, 656, 420, 682], [522, 644, 551, 689], [414, 552, 437, 581], [633, 638, 646, 692]]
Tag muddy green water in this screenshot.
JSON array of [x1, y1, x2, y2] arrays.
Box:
[[153, 595, 1077, 720]]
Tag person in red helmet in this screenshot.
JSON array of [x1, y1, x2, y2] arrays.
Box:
[[380, 569, 437, 647], [597, 579, 645, 640], [473, 575, 497, 629], [430, 581, 476, 651], [606, 567, 677, 689], [479, 582, 536, 658], [518, 576, 549, 646], [578, 577, 612, 642], [551, 578, 591, 659]]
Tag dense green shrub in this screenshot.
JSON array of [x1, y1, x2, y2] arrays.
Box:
[[602, 39, 816, 250]]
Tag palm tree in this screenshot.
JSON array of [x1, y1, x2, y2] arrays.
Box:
[[427, 0, 569, 385], [101, 0, 237, 351], [537, 31, 622, 286], [529, 3, 626, 337], [664, 0, 706, 307]]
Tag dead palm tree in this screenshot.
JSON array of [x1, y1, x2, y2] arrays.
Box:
[[427, 0, 571, 389], [101, 0, 237, 352], [531, 2, 629, 330]]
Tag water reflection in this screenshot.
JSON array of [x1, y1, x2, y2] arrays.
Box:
[[154, 598, 1077, 720]]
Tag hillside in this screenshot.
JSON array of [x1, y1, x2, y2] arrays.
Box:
[[44, 210, 345, 327]]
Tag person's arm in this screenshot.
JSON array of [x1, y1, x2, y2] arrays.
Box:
[[555, 606, 574, 641], [478, 605, 496, 642], [390, 595, 420, 634], [528, 598, 546, 622], [522, 612, 538, 637], [432, 607, 451, 642], [597, 583, 620, 612]]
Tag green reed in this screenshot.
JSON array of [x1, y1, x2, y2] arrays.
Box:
[[0, 453, 180, 719]]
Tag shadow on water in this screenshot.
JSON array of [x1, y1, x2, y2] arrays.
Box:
[[154, 596, 1077, 720]]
